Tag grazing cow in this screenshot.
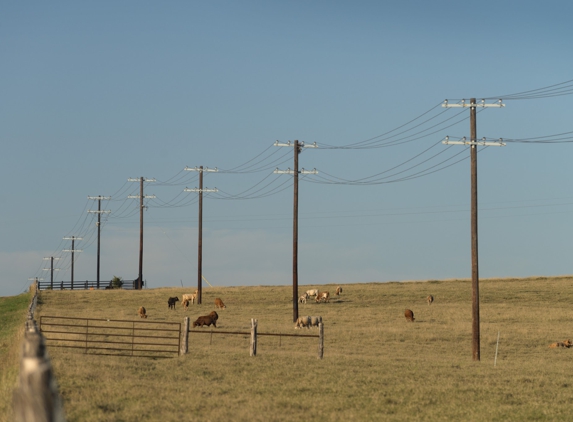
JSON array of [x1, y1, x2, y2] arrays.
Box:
[[404, 309, 415, 322], [182, 299, 190, 311], [305, 289, 319, 298], [138, 306, 147, 319], [182, 291, 198, 305], [335, 286, 343, 296], [309, 316, 322, 327], [193, 311, 219, 328], [168, 296, 179, 310], [298, 293, 309, 304], [214, 298, 226, 309], [427, 295, 434, 305], [315, 291, 330, 303], [295, 316, 311, 329]]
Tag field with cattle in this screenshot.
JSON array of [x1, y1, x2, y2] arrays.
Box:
[[5, 276, 573, 421]]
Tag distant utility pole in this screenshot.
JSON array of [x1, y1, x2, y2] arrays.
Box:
[[274, 140, 318, 323], [88, 196, 111, 289], [128, 177, 156, 290], [184, 166, 218, 305], [442, 98, 505, 361], [42, 257, 61, 290], [63, 236, 82, 289]]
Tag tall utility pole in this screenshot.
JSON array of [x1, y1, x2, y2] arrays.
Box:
[[42, 257, 61, 290], [88, 196, 111, 289], [442, 98, 505, 361], [128, 177, 156, 290], [274, 140, 318, 322], [184, 166, 218, 304], [63, 236, 82, 289]]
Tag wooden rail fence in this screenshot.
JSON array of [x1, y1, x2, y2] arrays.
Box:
[[40, 316, 181, 358], [37, 279, 137, 291], [180, 317, 324, 359]]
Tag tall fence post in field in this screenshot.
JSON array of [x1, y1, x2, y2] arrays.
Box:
[[250, 318, 258, 357], [318, 322, 324, 359], [13, 288, 66, 422], [181, 317, 190, 355]]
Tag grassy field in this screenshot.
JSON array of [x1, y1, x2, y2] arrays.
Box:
[[8, 277, 573, 421], [0, 290, 31, 421]]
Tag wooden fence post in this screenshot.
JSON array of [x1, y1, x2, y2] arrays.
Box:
[[12, 330, 66, 422], [181, 317, 190, 355], [250, 318, 257, 357], [318, 322, 324, 359]]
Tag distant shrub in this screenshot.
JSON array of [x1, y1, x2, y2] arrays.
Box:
[[111, 276, 123, 289]]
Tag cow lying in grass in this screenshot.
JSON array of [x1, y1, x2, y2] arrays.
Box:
[[193, 311, 219, 328], [138, 306, 147, 319], [168, 296, 179, 309], [549, 339, 573, 348]]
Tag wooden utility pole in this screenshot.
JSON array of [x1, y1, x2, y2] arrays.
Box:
[[42, 257, 60, 290], [184, 166, 218, 304], [274, 140, 318, 322], [128, 178, 156, 290], [63, 236, 82, 289], [442, 98, 505, 361], [88, 196, 111, 289]]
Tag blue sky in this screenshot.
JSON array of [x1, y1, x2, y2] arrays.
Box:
[[2, 1, 573, 296]]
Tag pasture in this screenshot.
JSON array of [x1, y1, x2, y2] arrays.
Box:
[[10, 276, 573, 421]]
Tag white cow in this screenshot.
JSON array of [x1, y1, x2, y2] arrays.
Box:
[[305, 289, 319, 298], [309, 316, 322, 327], [182, 291, 198, 305], [298, 293, 309, 304], [294, 316, 311, 329]]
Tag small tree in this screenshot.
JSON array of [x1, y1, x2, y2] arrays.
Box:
[[111, 276, 123, 289]]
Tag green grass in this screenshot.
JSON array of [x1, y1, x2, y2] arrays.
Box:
[[0, 291, 31, 422], [11, 277, 573, 421]]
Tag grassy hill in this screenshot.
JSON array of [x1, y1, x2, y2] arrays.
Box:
[[8, 276, 573, 421]]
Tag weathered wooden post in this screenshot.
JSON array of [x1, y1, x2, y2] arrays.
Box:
[[318, 322, 324, 359], [181, 317, 190, 355], [250, 318, 258, 357], [12, 330, 66, 422]]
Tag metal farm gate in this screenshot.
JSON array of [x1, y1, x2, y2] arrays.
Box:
[[40, 316, 181, 358]]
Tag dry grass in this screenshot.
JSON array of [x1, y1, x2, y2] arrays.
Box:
[[26, 277, 573, 421]]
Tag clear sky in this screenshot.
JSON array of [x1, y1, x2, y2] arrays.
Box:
[[2, 1, 573, 297]]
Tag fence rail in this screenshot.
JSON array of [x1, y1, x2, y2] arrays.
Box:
[[40, 316, 181, 358], [38, 280, 138, 291]]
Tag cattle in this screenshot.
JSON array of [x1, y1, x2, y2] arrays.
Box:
[[182, 299, 190, 311], [404, 309, 415, 322], [182, 291, 198, 305], [549, 339, 572, 348], [309, 316, 322, 327], [295, 316, 311, 329], [168, 296, 179, 310], [427, 295, 434, 305], [298, 293, 309, 304], [215, 298, 226, 309], [193, 311, 219, 328], [138, 306, 147, 319], [335, 286, 343, 296], [315, 291, 330, 303], [305, 289, 319, 298]]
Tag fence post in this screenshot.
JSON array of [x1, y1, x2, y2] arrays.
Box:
[[318, 322, 324, 359], [12, 330, 66, 422], [250, 318, 257, 357], [181, 317, 190, 355]]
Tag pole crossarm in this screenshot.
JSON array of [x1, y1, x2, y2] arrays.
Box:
[[442, 137, 506, 146], [88, 210, 111, 214], [442, 99, 505, 108], [274, 140, 318, 148], [274, 168, 319, 175], [87, 196, 111, 200], [63, 237, 83, 241], [42, 268, 60, 271], [184, 188, 218, 193], [62, 249, 83, 253], [128, 178, 156, 182], [184, 166, 218, 173], [128, 195, 156, 199]]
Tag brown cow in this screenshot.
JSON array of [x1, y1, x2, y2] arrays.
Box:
[[549, 339, 573, 348], [214, 298, 226, 309], [193, 311, 219, 328], [182, 299, 190, 311], [405, 309, 415, 322], [427, 295, 434, 305], [335, 286, 343, 296], [138, 306, 147, 319], [315, 291, 330, 303]]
